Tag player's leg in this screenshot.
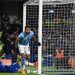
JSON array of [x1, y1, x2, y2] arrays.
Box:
[[26, 54, 34, 66], [19, 45, 26, 74], [25, 46, 38, 68], [25, 46, 33, 66], [21, 53, 26, 70], [27, 54, 30, 60]]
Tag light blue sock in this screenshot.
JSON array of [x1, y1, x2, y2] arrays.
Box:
[[21, 58, 26, 70]]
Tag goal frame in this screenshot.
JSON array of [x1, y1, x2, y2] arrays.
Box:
[[23, 0, 75, 74]]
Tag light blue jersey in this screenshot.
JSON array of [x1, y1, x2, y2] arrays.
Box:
[[18, 31, 34, 45]]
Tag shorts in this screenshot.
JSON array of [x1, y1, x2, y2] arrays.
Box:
[[18, 45, 30, 55]]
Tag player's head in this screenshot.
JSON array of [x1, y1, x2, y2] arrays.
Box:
[[25, 25, 31, 34]]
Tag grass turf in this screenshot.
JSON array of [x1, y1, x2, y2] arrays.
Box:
[[0, 73, 38, 75], [0, 72, 75, 75]]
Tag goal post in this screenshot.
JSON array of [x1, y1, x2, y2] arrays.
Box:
[[23, 4, 26, 32], [38, 0, 43, 74]]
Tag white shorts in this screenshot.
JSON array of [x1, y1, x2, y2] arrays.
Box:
[[18, 45, 30, 55]]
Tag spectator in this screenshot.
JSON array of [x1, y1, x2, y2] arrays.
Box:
[[1, 13, 10, 31], [11, 49, 17, 64], [55, 49, 64, 69]]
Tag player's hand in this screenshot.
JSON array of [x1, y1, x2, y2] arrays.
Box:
[[35, 42, 41, 46]]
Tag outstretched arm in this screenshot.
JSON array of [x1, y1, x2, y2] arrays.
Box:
[[31, 36, 41, 46]]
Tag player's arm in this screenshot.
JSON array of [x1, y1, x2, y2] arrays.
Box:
[[31, 36, 41, 46], [15, 37, 19, 43], [15, 33, 23, 43], [15, 38, 19, 47]]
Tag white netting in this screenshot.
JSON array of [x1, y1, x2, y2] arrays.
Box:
[[42, 3, 75, 74], [24, 0, 75, 74], [26, 5, 39, 72]]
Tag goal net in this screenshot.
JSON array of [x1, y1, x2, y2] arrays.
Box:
[[23, 0, 75, 74]]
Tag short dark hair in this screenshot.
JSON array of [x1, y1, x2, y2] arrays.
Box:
[[25, 25, 31, 29]]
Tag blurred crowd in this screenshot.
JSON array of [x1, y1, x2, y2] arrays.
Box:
[[0, 13, 22, 55]]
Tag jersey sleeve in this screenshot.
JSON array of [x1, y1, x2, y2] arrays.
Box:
[[18, 33, 24, 39], [31, 31, 34, 38]]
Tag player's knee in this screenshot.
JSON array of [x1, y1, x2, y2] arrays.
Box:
[[27, 54, 30, 60], [21, 53, 25, 59]]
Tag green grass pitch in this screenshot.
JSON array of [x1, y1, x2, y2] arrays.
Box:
[[0, 72, 75, 75], [0, 73, 38, 75]]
